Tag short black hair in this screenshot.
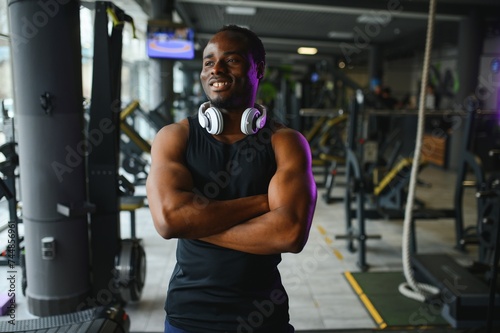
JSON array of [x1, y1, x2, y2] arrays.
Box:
[[216, 25, 266, 67]]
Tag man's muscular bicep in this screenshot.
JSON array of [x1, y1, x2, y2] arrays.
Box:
[[269, 129, 317, 249], [147, 122, 194, 237]]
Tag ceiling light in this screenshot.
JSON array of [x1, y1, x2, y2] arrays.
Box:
[[327, 31, 354, 39], [225, 6, 257, 16], [356, 14, 391, 25], [297, 47, 317, 55]]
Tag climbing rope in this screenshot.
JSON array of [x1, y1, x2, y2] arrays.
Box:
[[398, 0, 441, 302]]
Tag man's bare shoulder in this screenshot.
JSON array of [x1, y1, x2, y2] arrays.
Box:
[[267, 124, 310, 168], [150, 119, 191, 158], [269, 122, 307, 146], [160, 118, 189, 134], [154, 119, 190, 143]]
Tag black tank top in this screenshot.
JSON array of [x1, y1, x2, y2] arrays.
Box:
[[166, 115, 290, 332]]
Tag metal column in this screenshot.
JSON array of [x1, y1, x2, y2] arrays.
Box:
[[8, 0, 90, 316]]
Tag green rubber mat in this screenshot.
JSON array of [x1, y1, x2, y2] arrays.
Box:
[[344, 271, 450, 329]]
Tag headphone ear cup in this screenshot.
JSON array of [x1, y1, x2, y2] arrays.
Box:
[[198, 103, 223, 135], [205, 107, 223, 135], [255, 104, 267, 130], [240, 108, 260, 135], [240, 105, 267, 135]]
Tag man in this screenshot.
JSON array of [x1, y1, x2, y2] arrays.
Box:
[[146, 25, 317, 333]]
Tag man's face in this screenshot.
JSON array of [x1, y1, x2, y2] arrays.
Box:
[[200, 30, 263, 110]]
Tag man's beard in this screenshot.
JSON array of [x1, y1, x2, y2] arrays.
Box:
[[208, 96, 232, 109], [208, 91, 252, 110]]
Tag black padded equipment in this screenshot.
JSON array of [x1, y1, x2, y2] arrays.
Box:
[[411, 253, 500, 328], [0, 306, 130, 333]]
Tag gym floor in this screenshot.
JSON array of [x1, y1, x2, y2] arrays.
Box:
[[0, 165, 482, 332]]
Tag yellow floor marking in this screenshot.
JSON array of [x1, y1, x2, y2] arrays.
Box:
[[313, 299, 320, 308], [333, 249, 343, 260], [317, 224, 344, 262], [317, 225, 327, 235], [344, 271, 388, 329]]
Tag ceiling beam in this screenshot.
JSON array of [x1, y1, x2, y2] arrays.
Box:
[[132, 0, 153, 17], [196, 33, 356, 50], [176, 0, 463, 21]]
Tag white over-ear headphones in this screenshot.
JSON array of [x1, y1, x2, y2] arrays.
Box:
[[198, 102, 267, 135]]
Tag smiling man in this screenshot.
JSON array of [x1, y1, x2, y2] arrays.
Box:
[[146, 25, 317, 333]]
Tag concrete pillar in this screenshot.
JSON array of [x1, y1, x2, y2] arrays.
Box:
[[368, 45, 384, 88], [150, 0, 175, 123], [456, 11, 483, 103], [448, 11, 484, 170]]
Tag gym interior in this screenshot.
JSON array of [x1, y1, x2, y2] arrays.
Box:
[[0, 0, 499, 332]]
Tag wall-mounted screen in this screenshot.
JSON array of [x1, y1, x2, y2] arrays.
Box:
[[147, 21, 195, 60]]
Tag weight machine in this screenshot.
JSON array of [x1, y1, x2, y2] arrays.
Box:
[[300, 108, 348, 193], [118, 97, 173, 185], [453, 106, 500, 258], [404, 104, 500, 330], [411, 149, 500, 329], [0, 99, 21, 267], [337, 97, 457, 271]]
